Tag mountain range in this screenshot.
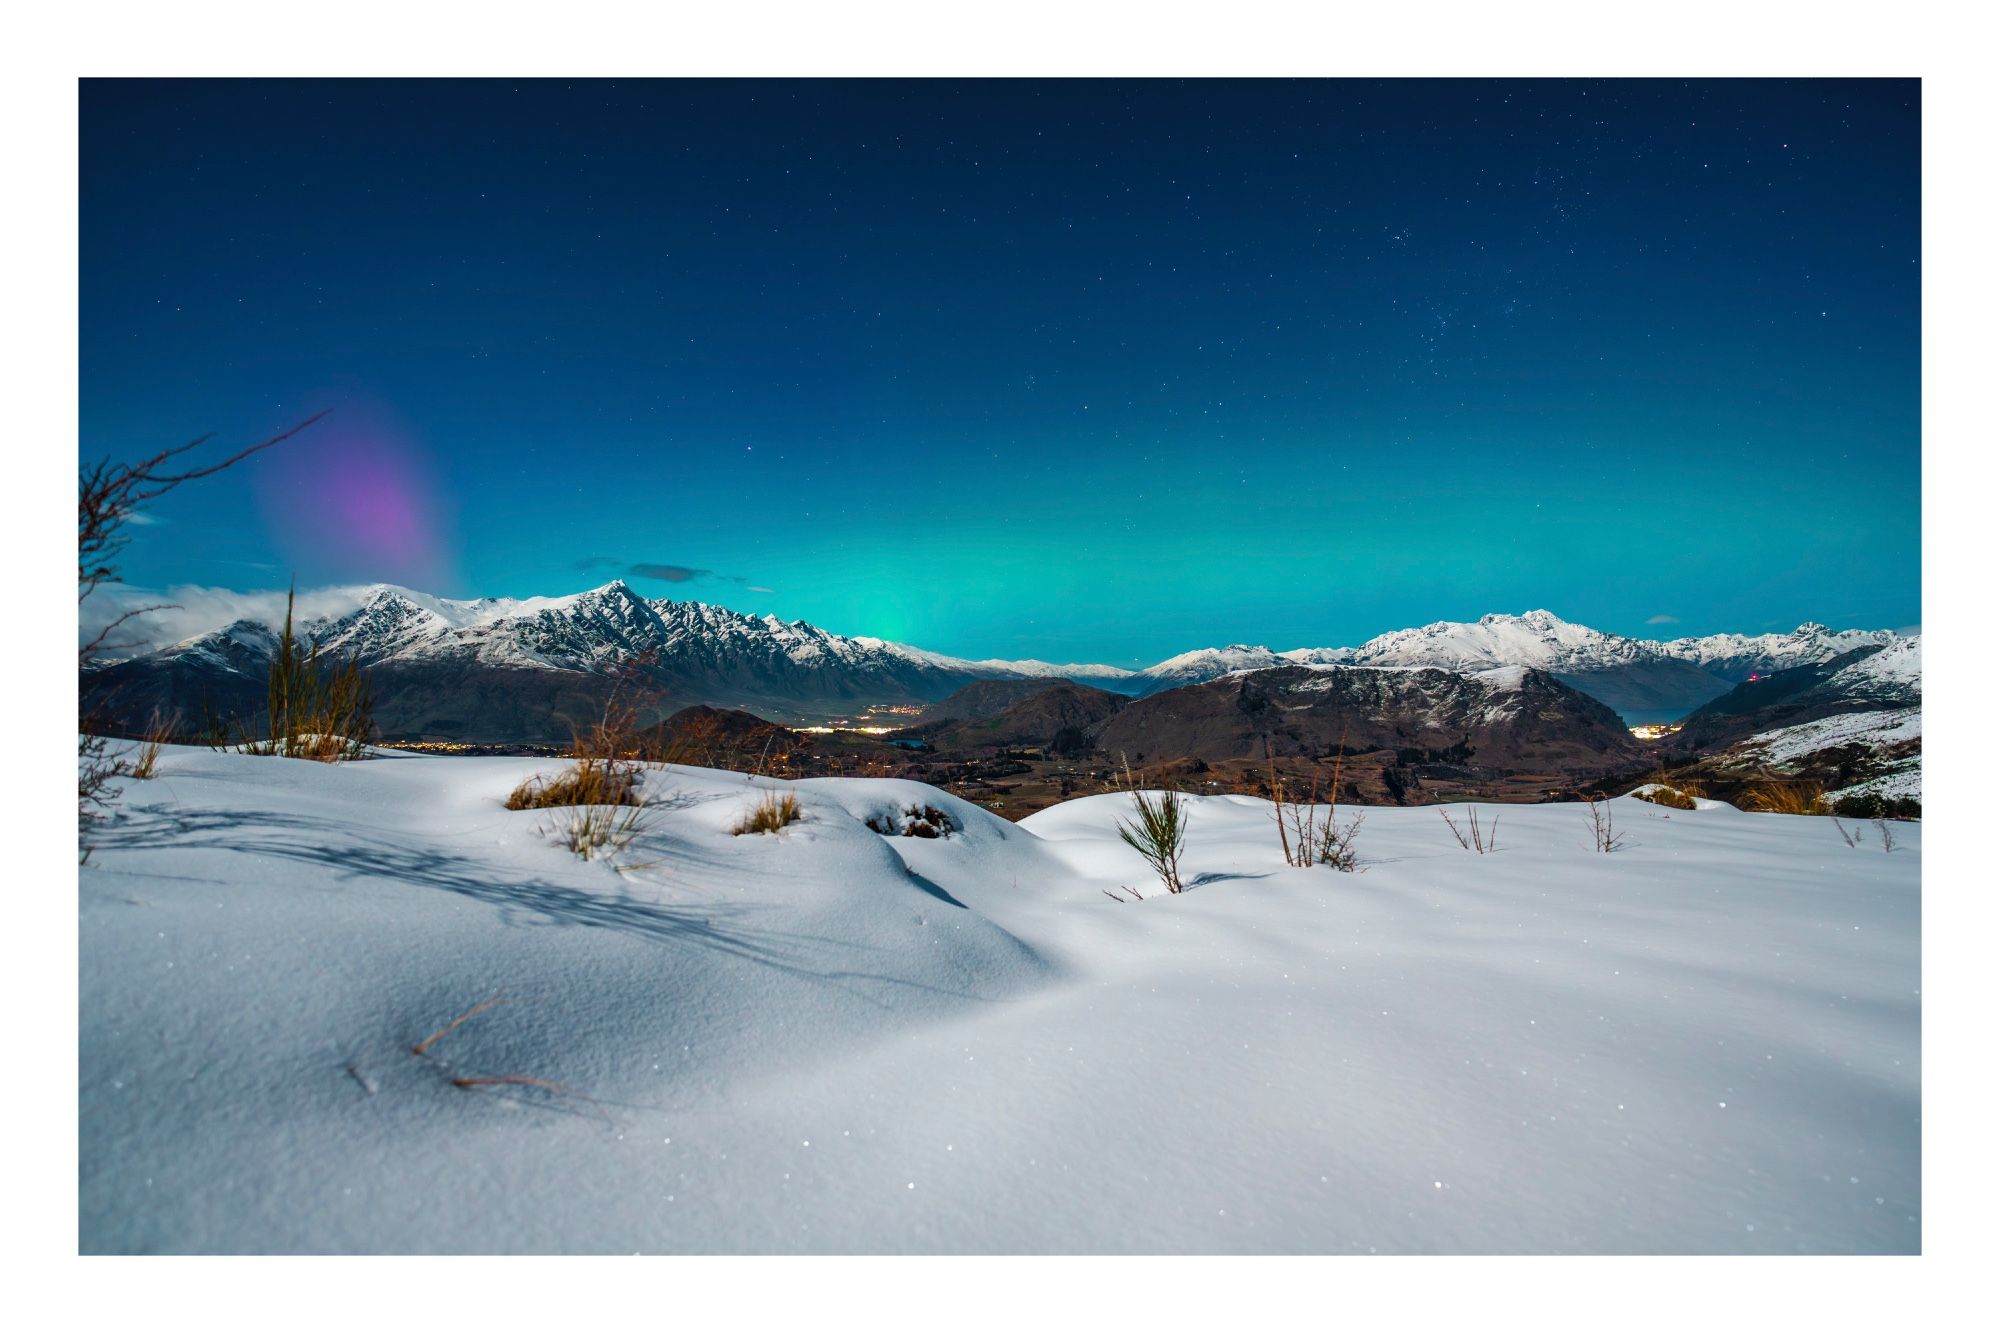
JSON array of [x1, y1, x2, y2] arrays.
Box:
[[1667, 637, 1924, 753], [81, 581, 1913, 742]]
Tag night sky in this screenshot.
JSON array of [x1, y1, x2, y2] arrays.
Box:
[[80, 78, 1920, 665]]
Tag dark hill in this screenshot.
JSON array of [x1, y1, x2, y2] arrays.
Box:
[[918, 677, 1087, 724], [910, 681, 1129, 754], [1094, 665, 1642, 774], [652, 705, 801, 767]]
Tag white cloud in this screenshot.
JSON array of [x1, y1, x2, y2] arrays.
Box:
[[1646, 614, 1680, 625], [79, 583, 382, 658]]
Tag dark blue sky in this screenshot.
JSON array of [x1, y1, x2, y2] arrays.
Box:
[[81, 78, 1920, 665]]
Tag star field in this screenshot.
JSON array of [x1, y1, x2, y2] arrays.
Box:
[[80, 78, 1920, 662]]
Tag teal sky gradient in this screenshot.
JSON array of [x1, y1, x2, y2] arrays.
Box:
[[83, 79, 1920, 664]]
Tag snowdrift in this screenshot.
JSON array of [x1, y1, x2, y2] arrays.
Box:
[[80, 747, 1919, 1253]]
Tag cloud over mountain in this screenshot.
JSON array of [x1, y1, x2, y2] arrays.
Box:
[[576, 556, 759, 587]]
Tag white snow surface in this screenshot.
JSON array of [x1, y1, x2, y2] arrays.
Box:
[[1160, 612, 1908, 686], [1733, 705, 1922, 806], [1829, 635, 1923, 689], [1827, 764, 1923, 805], [1469, 663, 1532, 690], [1743, 707, 1923, 766], [81, 747, 1919, 1253], [1340, 610, 1650, 672], [958, 656, 1140, 681]]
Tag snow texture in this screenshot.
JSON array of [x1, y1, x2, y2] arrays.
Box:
[[81, 747, 1919, 1253], [1744, 707, 1922, 766]]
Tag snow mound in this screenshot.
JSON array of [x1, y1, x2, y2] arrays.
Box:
[[82, 747, 1919, 1254]]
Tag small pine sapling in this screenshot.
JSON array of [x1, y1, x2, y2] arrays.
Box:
[[1115, 756, 1189, 894]]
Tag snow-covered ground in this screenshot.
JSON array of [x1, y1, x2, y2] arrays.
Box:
[[80, 746, 1920, 1253], [1828, 761, 1924, 804], [1744, 707, 1923, 765], [1737, 707, 1923, 805]]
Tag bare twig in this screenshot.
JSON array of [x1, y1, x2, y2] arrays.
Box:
[[1267, 725, 1362, 870], [412, 993, 508, 1056], [79, 411, 329, 629], [1582, 794, 1626, 853], [450, 1074, 571, 1093], [1875, 817, 1897, 853], [1441, 804, 1498, 853], [79, 415, 328, 843]]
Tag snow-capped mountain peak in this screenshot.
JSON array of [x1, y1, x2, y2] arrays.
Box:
[[94, 584, 1916, 733], [1145, 644, 1289, 678]]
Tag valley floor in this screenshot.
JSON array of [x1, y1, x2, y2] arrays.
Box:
[[79, 746, 1920, 1253]]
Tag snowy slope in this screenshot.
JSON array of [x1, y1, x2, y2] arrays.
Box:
[[1727, 703, 1923, 805], [1143, 610, 1905, 685], [1658, 623, 1905, 678], [1742, 707, 1922, 765], [1131, 612, 1912, 721], [1823, 635, 1923, 698], [958, 657, 1141, 685], [1141, 644, 1303, 688], [81, 746, 1919, 1253], [1342, 610, 1657, 672]]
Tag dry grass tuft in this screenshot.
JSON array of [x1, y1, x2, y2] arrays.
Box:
[[129, 709, 178, 780], [1743, 781, 1827, 816], [506, 758, 640, 811], [732, 789, 802, 836], [507, 655, 667, 818], [245, 584, 375, 762], [1264, 733, 1363, 871], [544, 801, 655, 861], [130, 739, 163, 780], [1633, 768, 1703, 810]]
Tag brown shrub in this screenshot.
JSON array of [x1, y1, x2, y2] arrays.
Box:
[[506, 655, 666, 812], [129, 709, 179, 780], [732, 789, 802, 835], [1633, 785, 1697, 811], [544, 801, 654, 861], [1743, 781, 1826, 816], [251, 585, 375, 762], [1264, 734, 1362, 871], [506, 758, 641, 811]]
